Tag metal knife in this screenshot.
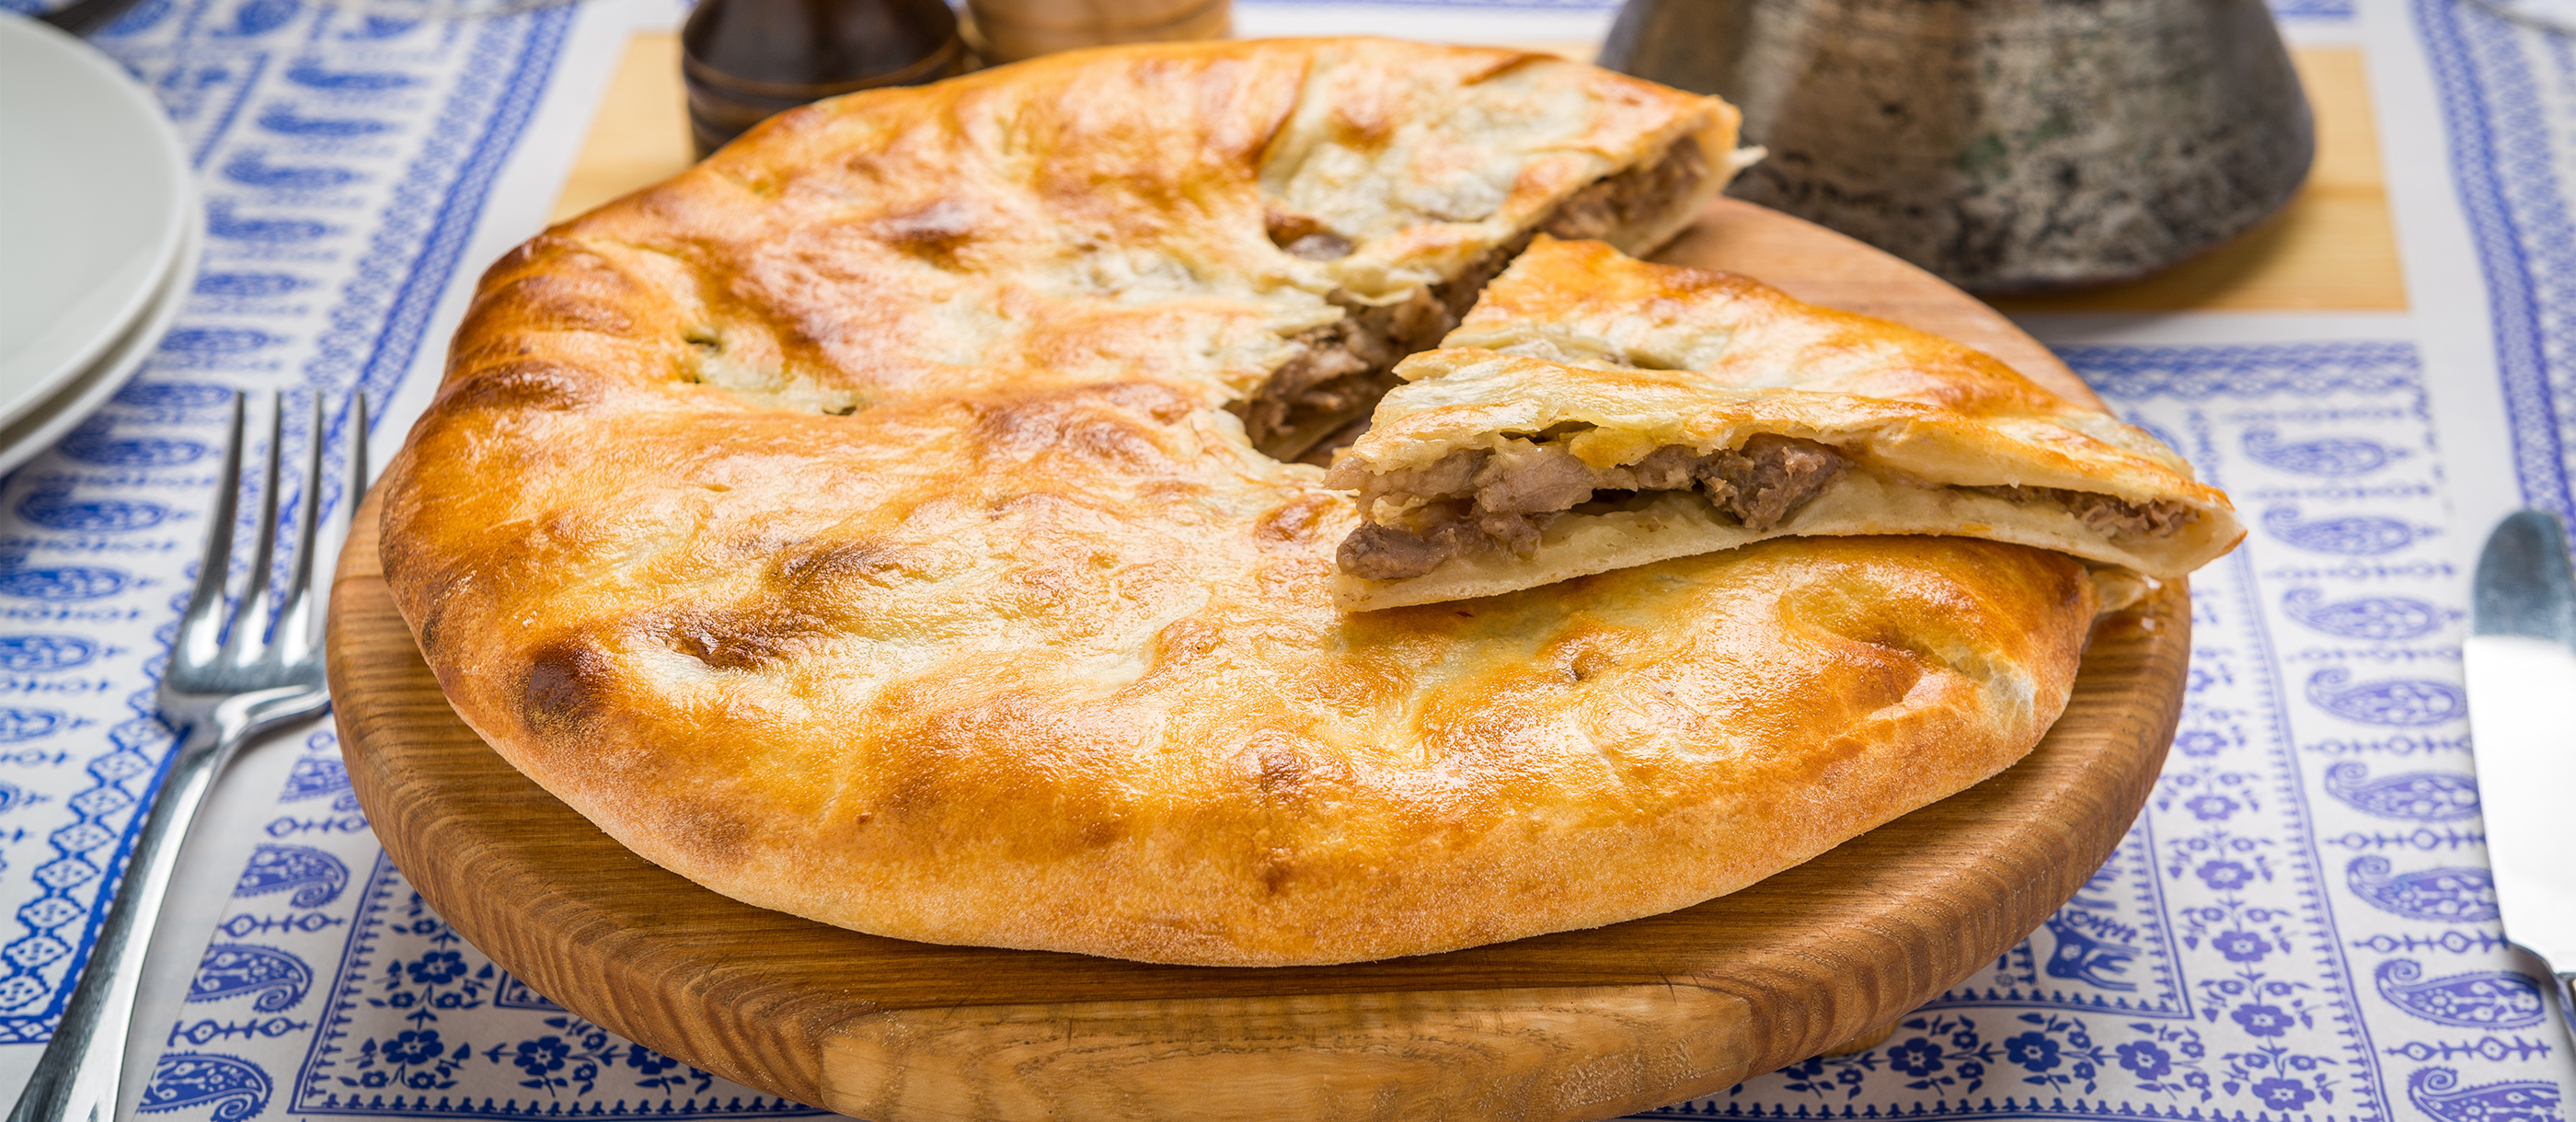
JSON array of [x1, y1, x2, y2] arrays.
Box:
[[2466, 509, 2576, 1043]]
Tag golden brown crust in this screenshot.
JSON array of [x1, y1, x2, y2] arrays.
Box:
[[1448, 236, 2077, 416], [382, 39, 2095, 966]]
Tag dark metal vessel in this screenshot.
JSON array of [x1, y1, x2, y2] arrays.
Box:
[[1602, 0, 2315, 292]]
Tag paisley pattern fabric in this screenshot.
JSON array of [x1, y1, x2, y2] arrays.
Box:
[[2375, 959, 2549, 1029], [2326, 762, 2483, 820], [0, 0, 2559, 1116]]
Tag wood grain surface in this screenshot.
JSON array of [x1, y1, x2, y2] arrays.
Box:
[[328, 199, 2191, 1122], [551, 39, 2400, 313]]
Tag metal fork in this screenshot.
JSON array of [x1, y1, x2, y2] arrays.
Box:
[[6, 391, 367, 1122]]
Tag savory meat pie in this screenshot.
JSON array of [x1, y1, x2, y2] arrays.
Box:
[[1326, 238, 2241, 610], [382, 40, 2120, 966]]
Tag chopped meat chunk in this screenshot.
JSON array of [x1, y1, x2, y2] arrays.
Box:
[[1432, 232, 1535, 322], [1616, 444, 1702, 490], [1966, 486, 2198, 539], [1232, 320, 1395, 459], [1332, 434, 1853, 580], [1339, 510, 1479, 581], [1348, 449, 1484, 510], [1542, 191, 1618, 243], [1474, 509, 1547, 556], [1476, 441, 1598, 514], [1698, 434, 1850, 531], [1234, 290, 1446, 459], [1541, 136, 1709, 243], [2062, 492, 2195, 537]]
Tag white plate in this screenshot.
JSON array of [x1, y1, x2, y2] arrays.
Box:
[[0, 17, 193, 434], [0, 211, 201, 478]]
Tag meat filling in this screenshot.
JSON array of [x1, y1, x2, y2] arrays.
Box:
[[1539, 133, 1712, 243], [1234, 290, 1448, 464], [1335, 441, 2203, 583], [1335, 434, 1848, 581], [1239, 137, 1711, 460], [1966, 486, 2197, 539]]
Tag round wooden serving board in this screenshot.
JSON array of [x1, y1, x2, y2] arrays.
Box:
[[328, 199, 2189, 1122]]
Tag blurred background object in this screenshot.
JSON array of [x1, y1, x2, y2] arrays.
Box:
[[681, 0, 965, 158], [1601, 0, 2314, 292], [38, 0, 147, 37], [348, 0, 581, 20], [43, 0, 582, 35], [966, 0, 1231, 64], [2468, 0, 2576, 31]]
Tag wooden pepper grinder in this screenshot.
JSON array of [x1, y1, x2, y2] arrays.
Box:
[[681, 0, 967, 159]]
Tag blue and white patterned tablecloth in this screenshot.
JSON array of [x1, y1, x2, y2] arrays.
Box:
[[0, 0, 2569, 1117]]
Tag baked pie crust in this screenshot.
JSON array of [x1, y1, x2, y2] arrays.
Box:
[[382, 39, 2116, 966]]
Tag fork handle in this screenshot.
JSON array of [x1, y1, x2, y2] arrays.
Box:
[[6, 721, 230, 1122]]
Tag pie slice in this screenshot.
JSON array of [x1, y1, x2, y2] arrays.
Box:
[[1326, 237, 2243, 610], [1231, 52, 1755, 459]]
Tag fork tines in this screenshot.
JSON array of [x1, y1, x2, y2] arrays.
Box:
[[171, 391, 368, 693]]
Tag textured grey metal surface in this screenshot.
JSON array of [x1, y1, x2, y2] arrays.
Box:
[[1602, 0, 2316, 292]]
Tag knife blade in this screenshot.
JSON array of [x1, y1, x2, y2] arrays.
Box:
[[2465, 509, 2576, 1041]]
